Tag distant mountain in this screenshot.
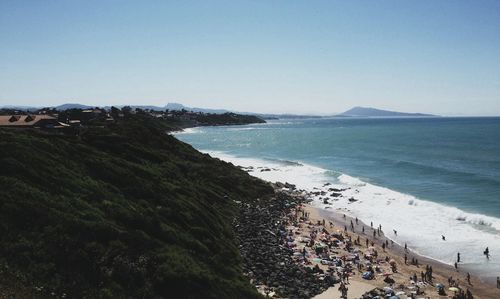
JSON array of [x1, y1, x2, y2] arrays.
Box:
[[337, 106, 436, 117], [0, 105, 39, 111], [55, 103, 93, 110]]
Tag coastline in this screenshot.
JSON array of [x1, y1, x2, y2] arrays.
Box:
[[307, 205, 499, 298], [189, 150, 500, 279], [198, 150, 500, 298]]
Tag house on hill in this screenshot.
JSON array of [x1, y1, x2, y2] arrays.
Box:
[[0, 115, 69, 129]]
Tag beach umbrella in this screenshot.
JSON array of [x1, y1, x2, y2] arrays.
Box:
[[448, 287, 460, 292]]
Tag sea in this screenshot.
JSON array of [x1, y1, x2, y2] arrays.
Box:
[[175, 117, 500, 280]]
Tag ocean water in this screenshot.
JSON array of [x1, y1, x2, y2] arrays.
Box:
[[175, 117, 500, 279]]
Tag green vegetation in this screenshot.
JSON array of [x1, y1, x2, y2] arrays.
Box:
[[191, 112, 266, 126], [0, 113, 272, 298]]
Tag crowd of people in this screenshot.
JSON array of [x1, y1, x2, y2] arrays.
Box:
[[273, 202, 491, 298]]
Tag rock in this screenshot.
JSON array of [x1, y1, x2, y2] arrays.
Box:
[[234, 190, 328, 298]]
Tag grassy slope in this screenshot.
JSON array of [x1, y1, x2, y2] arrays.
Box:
[[0, 114, 272, 298]]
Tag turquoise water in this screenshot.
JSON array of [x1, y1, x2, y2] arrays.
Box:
[[176, 117, 500, 278], [178, 117, 500, 217]]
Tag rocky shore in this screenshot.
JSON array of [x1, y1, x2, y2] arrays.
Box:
[[234, 185, 329, 298], [234, 182, 500, 299]]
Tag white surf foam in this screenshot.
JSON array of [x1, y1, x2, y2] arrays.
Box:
[[207, 151, 500, 280], [172, 127, 202, 135]]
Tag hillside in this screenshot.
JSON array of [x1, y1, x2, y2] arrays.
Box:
[[0, 113, 273, 298], [337, 106, 435, 117]]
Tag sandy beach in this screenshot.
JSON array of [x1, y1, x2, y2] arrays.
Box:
[[292, 204, 500, 299]]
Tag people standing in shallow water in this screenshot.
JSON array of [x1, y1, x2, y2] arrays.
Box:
[[484, 247, 490, 259], [442, 235, 446, 241], [457, 252, 460, 263]]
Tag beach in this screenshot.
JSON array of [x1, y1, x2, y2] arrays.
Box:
[[302, 204, 500, 298], [175, 118, 500, 297], [223, 158, 500, 298], [233, 178, 499, 298], [176, 117, 500, 282]]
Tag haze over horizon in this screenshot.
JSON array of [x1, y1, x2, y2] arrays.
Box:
[[1, 0, 499, 116]]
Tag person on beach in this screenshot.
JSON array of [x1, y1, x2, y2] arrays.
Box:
[[404, 253, 407, 264], [355, 217, 358, 225], [393, 229, 397, 236], [454, 262, 458, 270], [457, 252, 460, 263], [362, 226, 365, 234], [466, 272, 471, 285], [370, 221, 373, 228], [442, 235, 446, 241], [404, 242, 408, 252], [484, 247, 489, 259], [497, 276, 500, 288], [466, 288, 473, 299]]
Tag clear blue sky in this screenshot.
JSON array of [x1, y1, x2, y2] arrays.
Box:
[[1, 0, 499, 115]]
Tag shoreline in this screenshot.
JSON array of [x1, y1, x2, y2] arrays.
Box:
[[209, 152, 500, 297], [235, 181, 500, 298], [194, 150, 500, 282], [307, 204, 499, 298], [313, 204, 499, 286]]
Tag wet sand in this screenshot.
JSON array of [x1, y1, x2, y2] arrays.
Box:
[[306, 204, 500, 299]]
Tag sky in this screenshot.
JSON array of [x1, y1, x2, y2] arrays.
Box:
[[1, 0, 499, 116]]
